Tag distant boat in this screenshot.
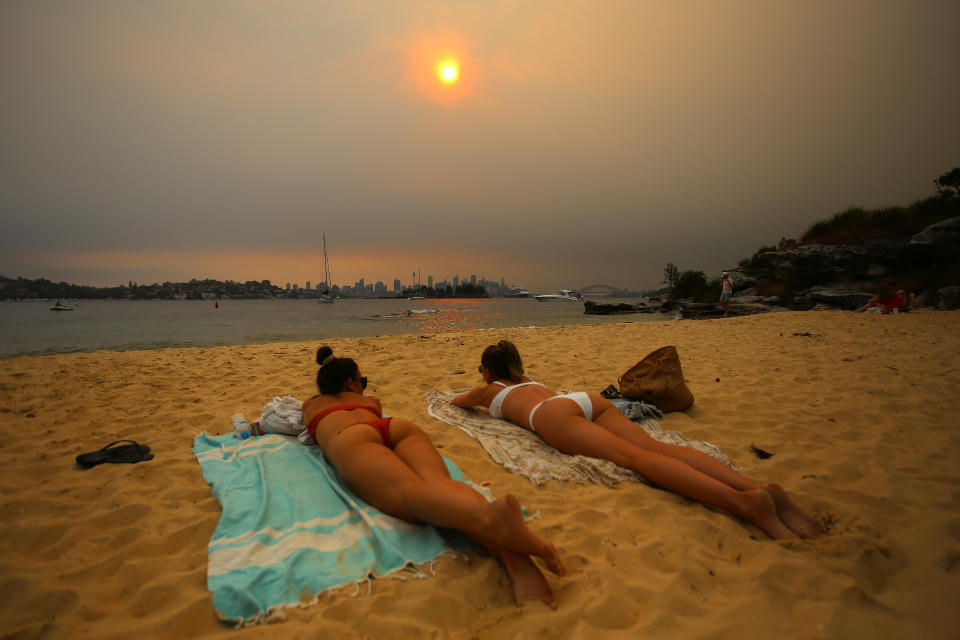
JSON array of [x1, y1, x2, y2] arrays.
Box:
[[504, 287, 531, 298], [317, 233, 335, 303], [534, 289, 581, 302], [407, 296, 425, 301], [50, 301, 73, 311]]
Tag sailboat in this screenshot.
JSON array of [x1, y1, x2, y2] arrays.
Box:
[[317, 233, 334, 303]]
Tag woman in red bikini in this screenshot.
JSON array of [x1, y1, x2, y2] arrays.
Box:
[[301, 345, 565, 607]]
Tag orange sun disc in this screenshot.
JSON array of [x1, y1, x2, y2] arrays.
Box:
[[437, 60, 459, 84]]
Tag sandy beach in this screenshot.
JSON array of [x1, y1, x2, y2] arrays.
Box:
[[1, 310, 958, 639]]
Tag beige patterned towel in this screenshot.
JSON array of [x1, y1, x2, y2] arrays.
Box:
[[425, 390, 737, 487]]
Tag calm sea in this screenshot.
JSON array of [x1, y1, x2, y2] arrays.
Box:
[[0, 298, 660, 358]]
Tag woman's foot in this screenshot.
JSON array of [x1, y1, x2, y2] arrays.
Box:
[[740, 489, 797, 540], [499, 550, 557, 609], [765, 483, 826, 539], [490, 495, 566, 575]]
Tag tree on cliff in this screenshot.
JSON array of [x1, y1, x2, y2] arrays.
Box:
[[934, 167, 960, 198], [662, 263, 680, 290]]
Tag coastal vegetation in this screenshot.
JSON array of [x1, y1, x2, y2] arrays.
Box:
[[798, 194, 957, 246], [0, 277, 286, 301], [799, 168, 958, 246]]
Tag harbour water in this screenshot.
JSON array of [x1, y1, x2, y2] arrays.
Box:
[[0, 297, 660, 359]]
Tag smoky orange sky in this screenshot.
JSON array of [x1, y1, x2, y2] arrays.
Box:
[[2, 1, 958, 292]]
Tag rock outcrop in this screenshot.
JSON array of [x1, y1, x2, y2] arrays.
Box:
[[743, 216, 960, 310], [761, 243, 903, 287], [910, 216, 960, 254], [939, 286, 960, 310]]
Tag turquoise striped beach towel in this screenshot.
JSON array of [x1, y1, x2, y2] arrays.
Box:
[[193, 433, 472, 625]]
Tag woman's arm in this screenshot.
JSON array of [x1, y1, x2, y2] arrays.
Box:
[[452, 386, 491, 409], [857, 294, 881, 312]]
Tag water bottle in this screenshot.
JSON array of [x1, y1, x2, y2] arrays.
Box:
[[231, 412, 251, 440]]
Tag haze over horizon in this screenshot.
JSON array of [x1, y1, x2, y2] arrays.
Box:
[[2, 1, 958, 293]]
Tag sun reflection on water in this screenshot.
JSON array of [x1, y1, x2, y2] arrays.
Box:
[[401, 299, 501, 334], [349, 296, 650, 343]]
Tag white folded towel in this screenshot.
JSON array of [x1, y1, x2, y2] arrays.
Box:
[[254, 395, 316, 445]]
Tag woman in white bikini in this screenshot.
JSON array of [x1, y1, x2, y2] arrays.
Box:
[[452, 341, 824, 540]]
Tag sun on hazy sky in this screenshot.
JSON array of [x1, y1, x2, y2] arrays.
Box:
[[1, 1, 958, 291], [438, 60, 459, 84]]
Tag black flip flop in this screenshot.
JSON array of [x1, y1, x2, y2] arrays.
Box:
[[76, 440, 154, 469]]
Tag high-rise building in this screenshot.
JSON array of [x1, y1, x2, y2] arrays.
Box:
[[453, 275, 459, 288], [470, 274, 477, 285], [305, 280, 311, 291], [393, 279, 401, 292], [427, 275, 433, 288]]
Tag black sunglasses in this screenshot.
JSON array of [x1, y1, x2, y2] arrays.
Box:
[[352, 376, 368, 389]]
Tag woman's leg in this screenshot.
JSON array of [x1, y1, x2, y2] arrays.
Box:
[[386, 418, 561, 606], [590, 400, 823, 537], [532, 401, 795, 539], [589, 396, 758, 491], [537, 397, 823, 538], [324, 424, 564, 574]]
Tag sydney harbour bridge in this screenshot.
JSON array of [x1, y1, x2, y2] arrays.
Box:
[[576, 284, 635, 297]]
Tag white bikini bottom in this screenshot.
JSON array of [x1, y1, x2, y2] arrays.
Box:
[[528, 392, 594, 432]]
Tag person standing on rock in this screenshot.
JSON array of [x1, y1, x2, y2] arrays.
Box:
[[719, 272, 734, 317]]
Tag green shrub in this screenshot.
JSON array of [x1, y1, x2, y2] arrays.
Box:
[[671, 270, 720, 302]]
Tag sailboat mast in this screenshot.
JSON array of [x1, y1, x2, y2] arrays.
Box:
[[322, 233, 332, 290]]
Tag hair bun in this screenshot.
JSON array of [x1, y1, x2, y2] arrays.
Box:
[[316, 346, 335, 366]]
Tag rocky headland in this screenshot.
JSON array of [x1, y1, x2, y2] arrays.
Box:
[[585, 213, 960, 319]]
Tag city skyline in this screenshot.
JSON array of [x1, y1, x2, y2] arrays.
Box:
[[3, 269, 639, 298], [286, 271, 532, 295], [0, 272, 534, 301]]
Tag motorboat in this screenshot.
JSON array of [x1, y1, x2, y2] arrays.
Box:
[[50, 301, 73, 311], [534, 289, 581, 302], [504, 287, 531, 298], [407, 296, 425, 301], [316, 295, 333, 304]]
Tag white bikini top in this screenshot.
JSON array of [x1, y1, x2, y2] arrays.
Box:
[[488, 379, 546, 419]]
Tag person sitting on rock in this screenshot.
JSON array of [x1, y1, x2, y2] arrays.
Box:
[[858, 282, 911, 313]]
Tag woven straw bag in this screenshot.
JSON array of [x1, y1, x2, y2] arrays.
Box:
[[617, 346, 694, 412]]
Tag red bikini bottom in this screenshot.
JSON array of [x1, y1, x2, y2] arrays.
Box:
[[351, 417, 393, 449]]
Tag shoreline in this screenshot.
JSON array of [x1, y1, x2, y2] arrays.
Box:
[[2, 310, 958, 638]]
